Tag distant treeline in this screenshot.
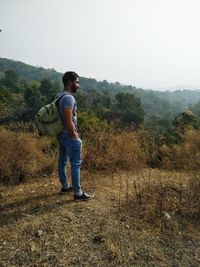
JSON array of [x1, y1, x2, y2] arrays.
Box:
[[0, 57, 200, 137]]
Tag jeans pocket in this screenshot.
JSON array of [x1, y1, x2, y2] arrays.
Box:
[[70, 137, 82, 148]]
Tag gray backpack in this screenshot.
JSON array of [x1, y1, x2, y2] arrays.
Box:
[[35, 94, 65, 137]]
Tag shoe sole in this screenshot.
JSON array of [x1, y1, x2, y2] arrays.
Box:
[[74, 194, 94, 202]]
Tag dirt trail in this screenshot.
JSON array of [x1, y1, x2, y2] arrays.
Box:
[[0, 171, 200, 267]]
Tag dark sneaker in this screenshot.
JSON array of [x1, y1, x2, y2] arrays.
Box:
[[74, 192, 94, 202], [60, 186, 73, 194]]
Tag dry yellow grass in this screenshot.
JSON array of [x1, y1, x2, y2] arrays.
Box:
[[0, 127, 56, 184], [161, 129, 200, 170], [83, 129, 146, 171], [122, 169, 200, 227]]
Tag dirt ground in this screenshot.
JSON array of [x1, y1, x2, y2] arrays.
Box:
[[0, 170, 200, 267]]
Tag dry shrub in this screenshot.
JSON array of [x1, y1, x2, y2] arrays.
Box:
[[0, 127, 56, 184], [83, 128, 146, 171], [125, 169, 200, 228], [161, 129, 200, 170], [187, 172, 200, 215], [4, 121, 36, 133]]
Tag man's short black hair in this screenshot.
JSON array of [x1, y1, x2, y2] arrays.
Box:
[[62, 71, 79, 86]]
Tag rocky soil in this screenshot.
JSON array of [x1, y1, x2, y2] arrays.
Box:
[[0, 170, 200, 266]]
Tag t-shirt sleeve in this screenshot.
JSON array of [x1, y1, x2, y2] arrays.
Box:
[[63, 95, 75, 110]]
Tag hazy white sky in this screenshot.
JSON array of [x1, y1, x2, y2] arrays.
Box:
[[1, 0, 200, 89]]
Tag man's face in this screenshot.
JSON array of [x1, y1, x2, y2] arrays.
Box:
[[71, 78, 80, 93]]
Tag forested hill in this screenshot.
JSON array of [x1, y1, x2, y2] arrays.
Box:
[[1, 57, 200, 105], [1, 57, 200, 102], [0, 57, 62, 82], [1, 57, 200, 124]]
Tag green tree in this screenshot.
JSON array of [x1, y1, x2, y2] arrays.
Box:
[[3, 70, 21, 92], [112, 93, 144, 127], [48, 81, 61, 102], [23, 86, 44, 120], [0, 84, 13, 121], [39, 79, 61, 102], [167, 110, 200, 144], [172, 110, 200, 131], [78, 111, 108, 137], [0, 84, 12, 103], [39, 78, 53, 95], [88, 90, 111, 117], [76, 91, 88, 112], [189, 101, 200, 121], [24, 86, 44, 108]]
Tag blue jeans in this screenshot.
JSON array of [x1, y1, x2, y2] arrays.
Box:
[[58, 133, 82, 195]]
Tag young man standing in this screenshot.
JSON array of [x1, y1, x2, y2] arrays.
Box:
[[57, 71, 93, 201]]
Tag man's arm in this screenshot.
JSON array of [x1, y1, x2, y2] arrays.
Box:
[[64, 108, 79, 139]]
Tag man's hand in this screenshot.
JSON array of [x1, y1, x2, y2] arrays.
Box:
[[71, 131, 79, 140]]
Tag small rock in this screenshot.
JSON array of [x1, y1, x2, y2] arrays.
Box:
[[162, 211, 171, 220], [30, 244, 36, 252], [35, 229, 43, 238], [126, 225, 130, 229]]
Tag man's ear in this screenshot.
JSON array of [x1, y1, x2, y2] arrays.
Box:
[[68, 80, 73, 87]]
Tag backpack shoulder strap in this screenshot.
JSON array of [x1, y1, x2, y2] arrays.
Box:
[[55, 91, 71, 102]]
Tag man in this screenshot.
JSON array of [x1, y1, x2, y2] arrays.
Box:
[[57, 71, 93, 201]]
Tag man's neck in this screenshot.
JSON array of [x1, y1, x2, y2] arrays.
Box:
[[64, 86, 72, 93]]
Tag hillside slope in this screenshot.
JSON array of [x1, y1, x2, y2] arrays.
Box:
[[1, 57, 200, 117], [0, 57, 62, 82], [0, 170, 199, 267]]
